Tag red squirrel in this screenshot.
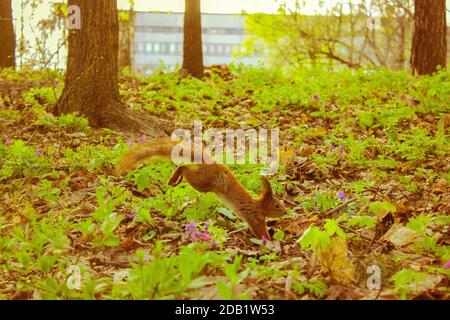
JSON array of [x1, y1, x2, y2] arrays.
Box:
[[115, 137, 286, 240]]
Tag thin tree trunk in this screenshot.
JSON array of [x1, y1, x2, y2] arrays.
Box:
[[0, 0, 15, 68], [118, 4, 135, 72], [411, 0, 447, 75], [396, 16, 407, 71], [182, 0, 204, 78], [57, 0, 168, 137]]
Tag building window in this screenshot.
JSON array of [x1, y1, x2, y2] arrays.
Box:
[[154, 43, 160, 53], [201, 28, 244, 35], [135, 26, 182, 33], [217, 44, 224, 55], [169, 43, 176, 54], [199, 44, 244, 56], [145, 43, 152, 52], [209, 44, 216, 55], [161, 43, 167, 54], [136, 43, 144, 53]]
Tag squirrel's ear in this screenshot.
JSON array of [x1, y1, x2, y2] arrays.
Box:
[[260, 176, 273, 201]]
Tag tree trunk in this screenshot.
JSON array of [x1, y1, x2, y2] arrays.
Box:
[[182, 0, 204, 78], [411, 0, 447, 75], [118, 5, 135, 72], [57, 0, 169, 137], [395, 16, 407, 71], [0, 0, 15, 68]]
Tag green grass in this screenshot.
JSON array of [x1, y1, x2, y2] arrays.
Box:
[[0, 65, 449, 299]]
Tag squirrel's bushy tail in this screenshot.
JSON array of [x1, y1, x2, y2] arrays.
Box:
[[115, 137, 176, 176]]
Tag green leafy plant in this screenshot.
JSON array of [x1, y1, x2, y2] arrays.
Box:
[[0, 140, 51, 180], [34, 112, 90, 133], [37, 179, 61, 202], [216, 255, 250, 299], [293, 280, 327, 298], [80, 185, 128, 248], [390, 269, 428, 300], [121, 243, 222, 299]]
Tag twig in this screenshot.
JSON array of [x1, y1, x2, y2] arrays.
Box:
[[384, 185, 395, 197], [7, 91, 15, 108], [338, 224, 373, 241], [227, 227, 249, 236], [325, 198, 357, 215], [248, 118, 270, 129]]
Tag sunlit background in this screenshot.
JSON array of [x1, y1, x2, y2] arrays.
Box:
[[10, 0, 450, 72]]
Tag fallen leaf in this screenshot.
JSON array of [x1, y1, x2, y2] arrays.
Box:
[[318, 237, 355, 285], [382, 223, 420, 247]]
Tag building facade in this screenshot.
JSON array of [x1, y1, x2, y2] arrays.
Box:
[[133, 12, 263, 74]]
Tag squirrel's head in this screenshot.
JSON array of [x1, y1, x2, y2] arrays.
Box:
[[259, 176, 286, 218]]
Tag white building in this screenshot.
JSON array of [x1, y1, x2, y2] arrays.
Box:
[[133, 12, 263, 74]]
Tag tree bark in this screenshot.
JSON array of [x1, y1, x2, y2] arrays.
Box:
[[182, 0, 204, 78], [118, 5, 135, 72], [411, 0, 447, 75], [0, 0, 15, 68], [57, 0, 168, 137], [395, 16, 407, 71]]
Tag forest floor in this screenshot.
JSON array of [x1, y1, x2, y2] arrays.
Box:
[[0, 65, 449, 299]]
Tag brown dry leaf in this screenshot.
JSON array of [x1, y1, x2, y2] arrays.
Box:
[[405, 274, 444, 296], [318, 237, 355, 285], [299, 145, 316, 156], [225, 247, 259, 257], [187, 276, 255, 300], [300, 113, 308, 123], [279, 148, 295, 164], [393, 199, 411, 219], [313, 127, 328, 137], [382, 223, 420, 247], [325, 284, 364, 300]]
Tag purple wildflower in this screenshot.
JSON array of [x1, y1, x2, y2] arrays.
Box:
[[138, 135, 146, 144], [197, 231, 212, 242], [127, 140, 134, 148], [130, 209, 136, 221], [4, 138, 12, 146], [444, 260, 450, 269], [338, 191, 346, 201], [185, 221, 197, 233], [339, 144, 344, 157], [190, 230, 212, 243], [190, 232, 198, 242], [185, 221, 216, 245], [312, 94, 320, 102], [36, 149, 41, 157], [261, 235, 268, 246], [329, 143, 336, 152]]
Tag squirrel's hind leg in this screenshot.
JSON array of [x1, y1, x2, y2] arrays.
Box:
[[168, 166, 185, 186]]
